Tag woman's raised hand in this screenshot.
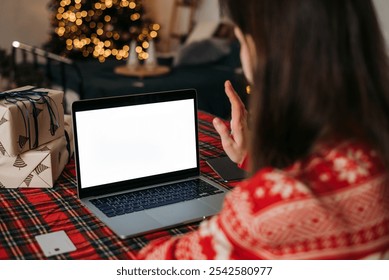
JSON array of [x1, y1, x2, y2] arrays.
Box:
[[213, 80, 248, 165]]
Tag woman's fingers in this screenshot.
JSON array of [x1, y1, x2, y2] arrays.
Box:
[[212, 81, 248, 164], [225, 80, 246, 122], [225, 80, 247, 143], [213, 118, 233, 147]]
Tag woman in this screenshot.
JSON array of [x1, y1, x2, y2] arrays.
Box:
[[138, 0, 389, 259]]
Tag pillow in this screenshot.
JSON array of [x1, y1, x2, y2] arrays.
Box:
[[185, 21, 221, 45], [173, 38, 231, 67]]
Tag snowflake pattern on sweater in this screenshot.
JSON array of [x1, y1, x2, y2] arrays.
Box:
[[138, 140, 389, 259]]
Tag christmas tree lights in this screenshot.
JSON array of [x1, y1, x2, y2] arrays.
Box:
[[46, 0, 159, 62]]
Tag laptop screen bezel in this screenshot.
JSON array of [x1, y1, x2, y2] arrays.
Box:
[[71, 89, 200, 199]]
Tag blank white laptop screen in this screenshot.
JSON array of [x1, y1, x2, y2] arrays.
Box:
[[75, 99, 197, 189]]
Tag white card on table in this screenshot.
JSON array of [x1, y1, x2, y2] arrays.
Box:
[[35, 230, 76, 257]]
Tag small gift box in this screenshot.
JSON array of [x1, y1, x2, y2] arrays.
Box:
[[0, 116, 73, 189], [0, 86, 64, 157]]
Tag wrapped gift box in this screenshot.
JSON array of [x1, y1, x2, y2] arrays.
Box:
[[0, 86, 64, 157], [0, 115, 73, 189]]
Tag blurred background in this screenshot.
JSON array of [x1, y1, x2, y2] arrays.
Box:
[[0, 0, 388, 118]]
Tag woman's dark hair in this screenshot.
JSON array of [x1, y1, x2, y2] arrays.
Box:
[[220, 0, 389, 174]]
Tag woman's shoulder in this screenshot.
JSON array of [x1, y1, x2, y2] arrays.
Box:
[[242, 139, 385, 202], [298, 139, 385, 193]]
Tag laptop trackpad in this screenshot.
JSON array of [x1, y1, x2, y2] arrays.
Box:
[[146, 200, 215, 226], [102, 211, 163, 238]]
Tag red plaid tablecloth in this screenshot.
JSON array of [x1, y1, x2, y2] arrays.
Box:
[[0, 111, 239, 259]]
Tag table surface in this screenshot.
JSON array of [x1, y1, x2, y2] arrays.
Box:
[[0, 111, 240, 259]]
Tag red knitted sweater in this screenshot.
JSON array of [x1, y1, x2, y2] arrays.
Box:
[[138, 140, 389, 259]]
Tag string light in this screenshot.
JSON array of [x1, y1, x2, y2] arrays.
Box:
[[129, 1, 136, 9], [53, 0, 158, 61]]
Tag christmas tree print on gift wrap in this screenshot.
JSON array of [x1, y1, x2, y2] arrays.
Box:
[[0, 116, 7, 126], [18, 135, 29, 149], [13, 155, 27, 170], [24, 174, 33, 187], [38, 146, 50, 152], [0, 141, 6, 155], [34, 164, 49, 175]]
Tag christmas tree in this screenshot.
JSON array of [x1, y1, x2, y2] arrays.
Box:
[[0, 141, 6, 156], [45, 0, 160, 62], [13, 155, 27, 170]]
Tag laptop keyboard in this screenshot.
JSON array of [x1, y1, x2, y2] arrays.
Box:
[[90, 179, 224, 218]]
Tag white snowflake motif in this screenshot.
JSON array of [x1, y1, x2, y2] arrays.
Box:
[[264, 172, 310, 199], [333, 149, 371, 184], [255, 187, 266, 198]]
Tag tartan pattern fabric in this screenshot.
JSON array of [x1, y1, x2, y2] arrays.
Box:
[[0, 111, 230, 259]]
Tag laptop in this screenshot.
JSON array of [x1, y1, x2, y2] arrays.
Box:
[[71, 89, 228, 239]]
